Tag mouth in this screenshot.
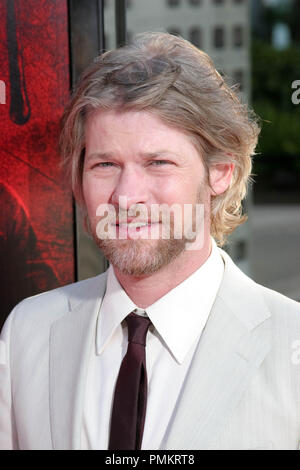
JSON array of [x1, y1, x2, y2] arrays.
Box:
[[116, 221, 153, 228], [113, 221, 161, 238]]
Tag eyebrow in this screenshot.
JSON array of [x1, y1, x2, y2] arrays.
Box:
[[141, 151, 182, 159], [85, 150, 184, 161], [85, 152, 113, 161]]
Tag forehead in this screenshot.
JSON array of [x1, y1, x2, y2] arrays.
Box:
[[86, 108, 169, 132], [85, 108, 198, 154]]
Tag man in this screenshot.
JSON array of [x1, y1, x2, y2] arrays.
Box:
[[1, 32, 300, 450]]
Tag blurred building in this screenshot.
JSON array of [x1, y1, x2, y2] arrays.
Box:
[[105, 0, 250, 99]]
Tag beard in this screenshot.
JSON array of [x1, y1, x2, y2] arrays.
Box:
[[89, 185, 207, 276], [94, 236, 187, 276]]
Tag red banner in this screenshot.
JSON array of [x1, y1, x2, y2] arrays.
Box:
[[0, 0, 74, 328]]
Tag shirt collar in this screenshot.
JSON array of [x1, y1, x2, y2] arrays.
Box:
[[96, 265, 136, 355], [96, 238, 224, 363]]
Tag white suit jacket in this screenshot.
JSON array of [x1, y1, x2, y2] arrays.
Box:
[[1, 249, 300, 450]]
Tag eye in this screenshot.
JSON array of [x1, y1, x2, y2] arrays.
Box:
[[93, 162, 115, 168], [150, 160, 172, 166]]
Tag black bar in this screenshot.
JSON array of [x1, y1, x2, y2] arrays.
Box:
[[97, 0, 105, 53], [68, 0, 103, 84], [68, 0, 110, 279], [115, 0, 126, 47]]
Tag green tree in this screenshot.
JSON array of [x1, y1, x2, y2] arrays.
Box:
[[251, 40, 300, 190]]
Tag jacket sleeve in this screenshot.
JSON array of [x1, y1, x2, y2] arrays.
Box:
[[0, 310, 19, 449]]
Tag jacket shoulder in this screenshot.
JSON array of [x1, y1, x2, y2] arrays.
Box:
[[4, 272, 107, 333], [218, 248, 300, 331], [257, 283, 300, 327]]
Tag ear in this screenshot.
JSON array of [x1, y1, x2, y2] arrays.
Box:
[[209, 163, 234, 196]]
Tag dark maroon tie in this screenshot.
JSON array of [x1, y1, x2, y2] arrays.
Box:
[[108, 312, 151, 450]]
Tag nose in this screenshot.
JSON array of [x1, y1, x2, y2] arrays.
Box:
[[110, 165, 149, 210]]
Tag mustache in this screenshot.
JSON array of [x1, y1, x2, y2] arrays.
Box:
[[96, 203, 173, 224]]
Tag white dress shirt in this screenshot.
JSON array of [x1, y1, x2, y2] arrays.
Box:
[[81, 239, 224, 450]]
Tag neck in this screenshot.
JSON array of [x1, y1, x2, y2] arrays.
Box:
[[113, 237, 212, 308]]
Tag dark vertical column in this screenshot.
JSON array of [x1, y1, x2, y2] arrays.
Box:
[[68, 0, 108, 280], [115, 0, 126, 47], [69, 0, 104, 86], [97, 0, 105, 54]]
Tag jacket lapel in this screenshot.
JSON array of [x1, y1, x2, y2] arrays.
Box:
[[49, 274, 107, 450], [163, 250, 272, 450]]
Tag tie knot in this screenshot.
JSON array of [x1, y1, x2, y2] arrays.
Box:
[[126, 312, 151, 346]]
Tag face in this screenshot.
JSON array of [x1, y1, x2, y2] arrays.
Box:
[[82, 109, 211, 276]]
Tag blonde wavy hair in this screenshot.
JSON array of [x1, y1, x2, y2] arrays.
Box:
[[60, 31, 260, 246]]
